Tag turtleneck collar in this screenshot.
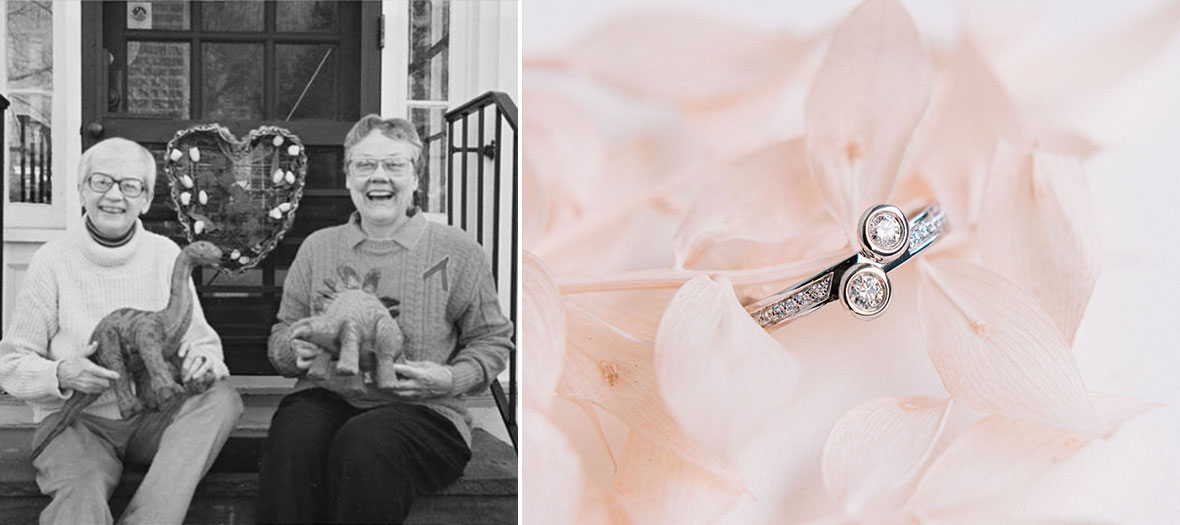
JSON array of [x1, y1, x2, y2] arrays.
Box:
[[85, 216, 137, 248], [70, 217, 147, 267]]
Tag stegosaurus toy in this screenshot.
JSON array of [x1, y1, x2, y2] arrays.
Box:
[[291, 265, 404, 394], [30, 241, 224, 459]]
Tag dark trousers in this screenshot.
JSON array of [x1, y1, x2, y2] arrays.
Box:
[[256, 388, 471, 524]]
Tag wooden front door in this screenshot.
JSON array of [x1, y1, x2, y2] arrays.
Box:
[[80, 1, 381, 374]]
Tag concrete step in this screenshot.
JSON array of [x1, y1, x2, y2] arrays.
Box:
[[0, 390, 517, 524]]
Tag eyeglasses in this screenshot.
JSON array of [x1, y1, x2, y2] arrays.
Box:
[[349, 158, 414, 177], [86, 173, 147, 198]]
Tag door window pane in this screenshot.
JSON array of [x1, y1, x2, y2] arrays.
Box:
[[202, 43, 264, 120], [6, 0, 53, 204], [277, 1, 337, 33], [408, 0, 448, 101], [126, 41, 191, 118], [277, 44, 338, 120], [303, 146, 343, 189], [201, 1, 263, 32], [126, 1, 190, 30]]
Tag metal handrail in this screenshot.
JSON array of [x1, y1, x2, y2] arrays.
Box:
[[444, 91, 518, 451]]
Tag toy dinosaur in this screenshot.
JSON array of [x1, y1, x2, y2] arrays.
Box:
[[29, 241, 225, 460], [291, 265, 404, 394]]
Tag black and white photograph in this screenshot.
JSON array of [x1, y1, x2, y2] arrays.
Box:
[[0, 1, 518, 523]]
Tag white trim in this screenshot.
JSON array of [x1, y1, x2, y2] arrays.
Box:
[[381, 0, 408, 118]]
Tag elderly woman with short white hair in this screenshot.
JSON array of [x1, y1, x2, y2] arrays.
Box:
[[0, 137, 242, 525]]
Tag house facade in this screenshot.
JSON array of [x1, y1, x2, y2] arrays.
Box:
[[1, 0, 519, 436]]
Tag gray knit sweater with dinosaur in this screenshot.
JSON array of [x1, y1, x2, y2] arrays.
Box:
[[268, 212, 513, 445]]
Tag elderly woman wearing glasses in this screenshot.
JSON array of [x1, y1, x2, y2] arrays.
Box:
[[257, 115, 513, 524], [0, 137, 242, 525]]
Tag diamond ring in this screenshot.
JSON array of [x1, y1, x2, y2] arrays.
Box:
[[745, 203, 946, 329]]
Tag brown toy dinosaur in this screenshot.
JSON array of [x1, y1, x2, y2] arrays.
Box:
[[292, 265, 404, 394], [29, 240, 225, 460]]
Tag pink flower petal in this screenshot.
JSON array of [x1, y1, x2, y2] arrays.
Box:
[[908, 393, 1158, 515], [560, 303, 737, 482], [917, 259, 1101, 434], [976, 143, 1099, 344], [674, 139, 846, 270], [654, 275, 800, 464], [806, 0, 934, 241], [523, 252, 566, 410], [907, 39, 1024, 228], [561, 11, 813, 106], [523, 407, 584, 525], [613, 431, 744, 523], [822, 396, 953, 515]]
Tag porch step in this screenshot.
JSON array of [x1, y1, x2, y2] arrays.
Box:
[[0, 392, 517, 524]]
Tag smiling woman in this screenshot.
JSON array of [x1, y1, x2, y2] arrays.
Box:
[[257, 114, 514, 524], [77, 138, 155, 239]]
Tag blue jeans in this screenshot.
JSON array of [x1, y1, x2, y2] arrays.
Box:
[[256, 388, 471, 524]]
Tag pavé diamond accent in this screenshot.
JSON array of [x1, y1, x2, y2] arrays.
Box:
[[908, 210, 946, 253], [753, 273, 833, 327]]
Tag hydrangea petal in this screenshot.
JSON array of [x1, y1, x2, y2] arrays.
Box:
[[614, 432, 744, 524], [805, 0, 934, 242], [559, 303, 737, 482], [908, 393, 1157, 515], [822, 396, 952, 515], [654, 275, 800, 464], [562, 11, 812, 106], [674, 139, 846, 270], [908, 39, 1024, 228], [977, 143, 1099, 344], [523, 252, 566, 411], [522, 407, 584, 525], [917, 259, 1101, 434]]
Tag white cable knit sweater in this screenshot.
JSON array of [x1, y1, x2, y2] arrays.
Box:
[[0, 220, 222, 422]]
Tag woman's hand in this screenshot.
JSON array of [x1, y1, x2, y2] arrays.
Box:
[[178, 342, 229, 383], [56, 344, 120, 394], [389, 361, 454, 399], [292, 339, 328, 371]]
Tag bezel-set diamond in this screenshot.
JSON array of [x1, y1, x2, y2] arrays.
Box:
[[858, 204, 909, 261], [841, 263, 890, 318]]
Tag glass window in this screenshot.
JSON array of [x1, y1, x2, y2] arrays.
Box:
[[277, 1, 337, 33], [408, 0, 448, 101], [126, 41, 191, 118], [201, 0, 263, 32], [409, 106, 446, 213], [202, 43, 265, 120], [5, 0, 54, 204], [276, 44, 338, 120]]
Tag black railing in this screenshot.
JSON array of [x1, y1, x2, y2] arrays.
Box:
[[445, 91, 518, 450], [12, 114, 52, 204]]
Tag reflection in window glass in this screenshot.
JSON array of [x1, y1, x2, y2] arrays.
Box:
[[277, 44, 338, 120], [5, 0, 53, 204], [126, 41, 191, 118], [202, 43, 264, 120], [201, 0, 263, 32], [408, 0, 448, 101], [277, 1, 337, 32], [409, 106, 446, 213]]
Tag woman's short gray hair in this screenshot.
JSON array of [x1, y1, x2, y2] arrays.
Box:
[[342, 114, 423, 168], [78, 137, 157, 198]]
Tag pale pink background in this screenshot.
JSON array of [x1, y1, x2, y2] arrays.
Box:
[[525, 0, 1180, 522]]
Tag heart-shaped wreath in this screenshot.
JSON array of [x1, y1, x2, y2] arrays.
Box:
[[164, 124, 307, 272]]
